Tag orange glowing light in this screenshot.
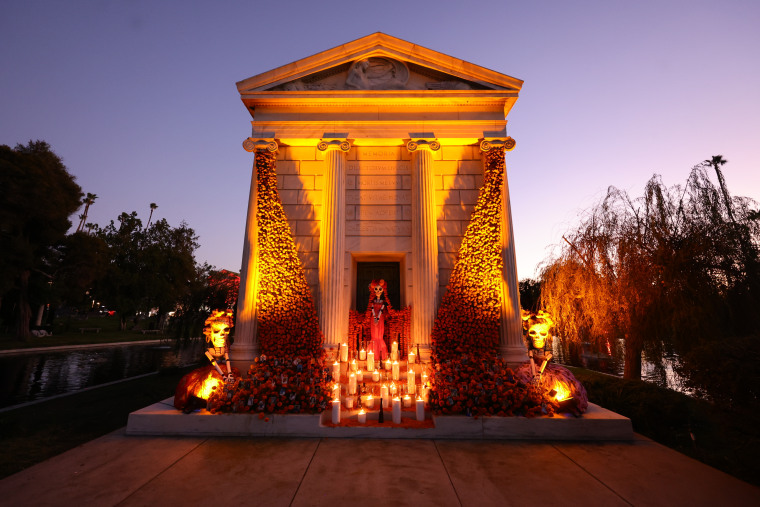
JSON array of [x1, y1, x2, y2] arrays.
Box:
[[196, 371, 223, 400], [551, 380, 572, 402]]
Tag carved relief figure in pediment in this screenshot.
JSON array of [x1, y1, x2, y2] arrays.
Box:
[[346, 57, 409, 90]]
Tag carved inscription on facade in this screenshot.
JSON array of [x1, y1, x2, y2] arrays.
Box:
[[346, 190, 411, 205], [357, 175, 410, 189], [346, 221, 412, 236], [354, 147, 404, 160], [347, 161, 411, 174], [356, 206, 403, 221]]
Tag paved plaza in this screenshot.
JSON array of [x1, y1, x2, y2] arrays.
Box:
[[1, 428, 757, 506]]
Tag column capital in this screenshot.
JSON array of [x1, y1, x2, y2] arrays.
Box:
[[317, 138, 351, 152], [479, 137, 516, 152], [406, 138, 440, 152], [242, 137, 278, 153]]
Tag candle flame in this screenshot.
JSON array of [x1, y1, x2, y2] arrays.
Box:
[[196, 371, 223, 400], [552, 380, 572, 401]]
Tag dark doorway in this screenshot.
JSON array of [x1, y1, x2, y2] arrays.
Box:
[[356, 262, 401, 311]]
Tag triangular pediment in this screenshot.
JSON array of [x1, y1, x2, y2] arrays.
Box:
[[236, 33, 523, 93]]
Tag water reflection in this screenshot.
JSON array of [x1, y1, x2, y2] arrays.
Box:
[[0, 340, 205, 409]]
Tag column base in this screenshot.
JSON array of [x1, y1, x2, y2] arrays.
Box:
[[229, 343, 259, 366], [500, 344, 528, 367]]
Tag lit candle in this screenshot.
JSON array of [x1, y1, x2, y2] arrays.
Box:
[[384, 357, 391, 371], [421, 384, 429, 403], [367, 351, 374, 371], [345, 396, 354, 409], [403, 394, 412, 407], [392, 397, 401, 424], [340, 343, 348, 362], [357, 369, 364, 382], [332, 383, 340, 400], [408, 350, 416, 364], [390, 381, 397, 397], [348, 372, 357, 395], [391, 341, 398, 361], [416, 396, 425, 421], [359, 348, 366, 361], [332, 361, 341, 382], [365, 394, 374, 408], [381, 384, 389, 407], [421, 370, 428, 386], [407, 369, 415, 395], [332, 399, 341, 424], [392, 360, 399, 380], [350, 359, 357, 372], [372, 369, 380, 382], [358, 409, 366, 424]]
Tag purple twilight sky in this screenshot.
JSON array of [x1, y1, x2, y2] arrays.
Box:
[[2, 0, 759, 279]]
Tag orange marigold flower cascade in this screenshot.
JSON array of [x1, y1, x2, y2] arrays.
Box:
[[206, 150, 330, 414], [254, 150, 324, 358], [429, 148, 550, 417]]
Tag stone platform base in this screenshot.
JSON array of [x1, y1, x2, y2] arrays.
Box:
[[126, 398, 633, 440]]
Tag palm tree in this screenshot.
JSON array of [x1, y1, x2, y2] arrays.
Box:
[[146, 202, 158, 228], [76, 193, 98, 233], [704, 155, 733, 222]]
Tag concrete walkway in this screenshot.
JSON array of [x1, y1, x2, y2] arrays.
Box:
[[1, 429, 757, 506]]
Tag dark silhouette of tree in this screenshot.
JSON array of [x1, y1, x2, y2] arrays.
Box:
[[0, 141, 82, 339], [540, 159, 760, 382], [96, 212, 198, 330], [146, 202, 157, 228], [76, 193, 98, 233]]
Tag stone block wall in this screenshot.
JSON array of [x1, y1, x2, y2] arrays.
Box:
[[275, 144, 484, 316]]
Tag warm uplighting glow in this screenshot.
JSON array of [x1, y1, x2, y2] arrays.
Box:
[[552, 380, 572, 402], [197, 371, 223, 400]]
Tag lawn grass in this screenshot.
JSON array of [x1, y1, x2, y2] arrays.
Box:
[[0, 365, 194, 479], [0, 314, 163, 350], [569, 366, 760, 488]]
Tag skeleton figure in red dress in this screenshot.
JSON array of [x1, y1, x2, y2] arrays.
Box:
[[368, 279, 390, 361]]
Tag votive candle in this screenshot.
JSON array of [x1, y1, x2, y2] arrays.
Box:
[[358, 409, 366, 424], [416, 396, 425, 421]]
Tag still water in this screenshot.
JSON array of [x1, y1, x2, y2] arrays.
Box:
[[0, 340, 206, 409]]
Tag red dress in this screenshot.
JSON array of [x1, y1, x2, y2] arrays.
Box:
[[369, 298, 388, 360]]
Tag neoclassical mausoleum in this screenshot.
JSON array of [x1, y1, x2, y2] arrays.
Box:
[[232, 33, 524, 365]]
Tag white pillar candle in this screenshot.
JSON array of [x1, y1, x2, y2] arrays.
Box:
[[381, 385, 389, 408], [357, 369, 364, 382], [384, 357, 391, 371], [416, 396, 425, 421], [366, 351, 374, 371], [348, 372, 357, 395], [359, 348, 366, 361], [332, 361, 341, 382], [332, 399, 341, 424], [345, 396, 354, 409], [358, 409, 366, 424], [408, 350, 416, 364], [392, 360, 399, 380], [340, 343, 348, 362], [407, 369, 415, 395], [350, 359, 357, 372], [372, 369, 380, 382], [403, 394, 412, 407], [332, 383, 340, 400], [390, 381, 397, 397], [392, 397, 401, 424], [365, 394, 374, 409], [391, 341, 398, 361], [421, 384, 429, 403], [421, 370, 428, 386]]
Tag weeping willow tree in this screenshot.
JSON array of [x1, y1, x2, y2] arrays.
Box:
[[541, 157, 760, 381]]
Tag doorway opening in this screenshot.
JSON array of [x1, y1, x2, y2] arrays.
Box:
[[354, 261, 401, 312]]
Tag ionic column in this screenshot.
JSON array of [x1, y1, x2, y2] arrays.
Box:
[[317, 138, 351, 352], [481, 138, 525, 364], [408, 138, 441, 362], [233, 137, 278, 363]]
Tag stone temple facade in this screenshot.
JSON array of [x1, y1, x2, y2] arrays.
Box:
[[232, 33, 524, 364]]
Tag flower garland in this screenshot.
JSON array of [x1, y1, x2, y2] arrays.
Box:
[[206, 150, 330, 414], [427, 148, 560, 417]]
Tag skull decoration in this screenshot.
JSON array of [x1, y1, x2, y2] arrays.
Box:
[[203, 309, 235, 380], [521, 310, 555, 379]]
